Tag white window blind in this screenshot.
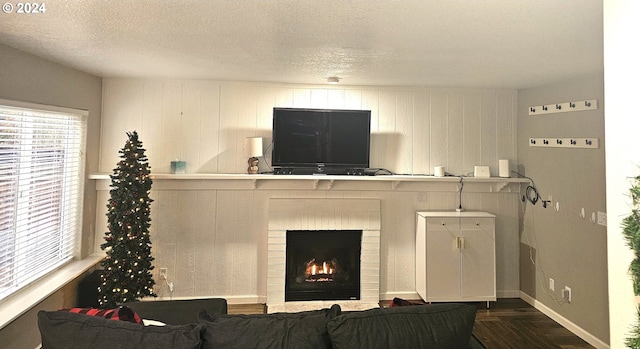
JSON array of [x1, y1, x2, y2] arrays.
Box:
[[0, 102, 86, 302]]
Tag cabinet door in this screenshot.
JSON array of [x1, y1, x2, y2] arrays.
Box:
[[425, 218, 460, 300], [460, 218, 496, 299], [415, 215, 427, 300]]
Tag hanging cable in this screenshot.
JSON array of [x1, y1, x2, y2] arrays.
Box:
[[261, 142, 274, 173], [512, 171, 548, 207], [457, 176, 464, 211], [526, 185, 541, 206]]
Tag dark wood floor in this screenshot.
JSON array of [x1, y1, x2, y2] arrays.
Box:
[[471, 298, 595, 349], [227, 298, 595, 349]]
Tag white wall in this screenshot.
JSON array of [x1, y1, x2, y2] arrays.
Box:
[[99, 80, 516, 176], [96, 79, 520, 302], [605, 1, 640, 348]]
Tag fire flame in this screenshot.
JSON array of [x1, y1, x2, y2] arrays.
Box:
[[304, 259, 337, 282], [309, 261, 334, 276]]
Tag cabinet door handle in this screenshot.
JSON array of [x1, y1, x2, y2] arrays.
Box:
[[456, 237, 465, 249]]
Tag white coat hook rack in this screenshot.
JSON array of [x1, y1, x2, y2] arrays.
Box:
[[529, 138, 599, 149], [529, 99, 598, 115]]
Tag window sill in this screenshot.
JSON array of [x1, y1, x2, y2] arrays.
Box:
[[0, 253, 105, 330]]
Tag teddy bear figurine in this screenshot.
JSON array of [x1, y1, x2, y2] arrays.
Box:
[[247, 157, 259, 174]]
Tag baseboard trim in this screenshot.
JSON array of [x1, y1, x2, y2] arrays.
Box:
[[379, 291, 421, 300], [520, 292, 609, 349], [160, 291, 521, 304], [153, 295, 267, 304]]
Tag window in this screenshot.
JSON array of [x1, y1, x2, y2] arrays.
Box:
[[0, 100, 86, 302]]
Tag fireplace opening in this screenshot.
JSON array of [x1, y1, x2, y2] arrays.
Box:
[[285, 230, 361, 301]]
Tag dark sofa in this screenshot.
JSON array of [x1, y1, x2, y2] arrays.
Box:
[[37, 298, 486, 349]]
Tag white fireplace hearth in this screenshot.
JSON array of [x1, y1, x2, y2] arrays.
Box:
[[267, 198, 381, 313]]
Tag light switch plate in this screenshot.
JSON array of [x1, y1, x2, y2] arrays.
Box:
[[597, 211, 607, 226], [474, 166, 490, 178]]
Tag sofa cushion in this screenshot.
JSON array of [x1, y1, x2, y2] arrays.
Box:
[[58, 306, 143, 324], [124, 298, 228, 325], [38, 310, 203, 349], [326, 303, 476, 349], [198, 305, 341, 349]]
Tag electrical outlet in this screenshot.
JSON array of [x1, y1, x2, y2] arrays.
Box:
[[549, 278, 555, 291], [542, 195, 553, 208], [563, 286, 572, 303], [159, 268, 167, 280]]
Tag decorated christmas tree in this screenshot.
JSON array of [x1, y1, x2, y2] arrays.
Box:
[[623, 174, 640, 348], [98, 131, 156, 308]]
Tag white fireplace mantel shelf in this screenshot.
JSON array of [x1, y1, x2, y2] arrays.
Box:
[[89, 173, 529, 193]]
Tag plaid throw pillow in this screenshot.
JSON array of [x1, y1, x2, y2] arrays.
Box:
[[59, 306, 143, 324]]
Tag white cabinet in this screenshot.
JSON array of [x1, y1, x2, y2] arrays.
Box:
[[416, 211, 496, 304]]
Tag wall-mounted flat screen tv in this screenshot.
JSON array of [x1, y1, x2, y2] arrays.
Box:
[[272, 108, 371, 174]]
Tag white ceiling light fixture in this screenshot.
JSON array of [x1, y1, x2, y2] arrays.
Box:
[[326, 76, 341, 84]]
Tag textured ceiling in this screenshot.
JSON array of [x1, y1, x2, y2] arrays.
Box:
[[0, 0, 603, 88]]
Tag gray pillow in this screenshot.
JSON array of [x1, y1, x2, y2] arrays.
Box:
[[326, 303, 476, 349], [38, 310, 203, 349], [197, 305, 341, 349]]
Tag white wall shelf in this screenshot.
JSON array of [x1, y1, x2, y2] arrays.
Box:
[[89, 173, 529, 193]]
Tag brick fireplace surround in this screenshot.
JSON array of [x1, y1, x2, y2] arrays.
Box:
[[267, 198, 381, 313]]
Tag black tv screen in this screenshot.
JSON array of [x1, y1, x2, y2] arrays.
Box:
[[272, 108, 371, 172]]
